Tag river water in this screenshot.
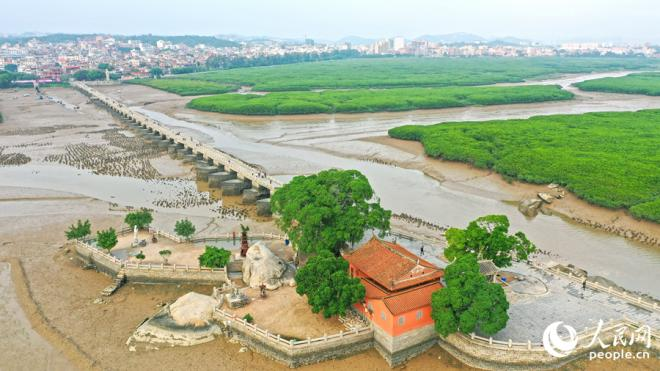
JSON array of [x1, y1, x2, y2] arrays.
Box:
[[128, 71, 660, 297]]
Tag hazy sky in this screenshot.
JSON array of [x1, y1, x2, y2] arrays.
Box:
[[4, 0, 660, 43]]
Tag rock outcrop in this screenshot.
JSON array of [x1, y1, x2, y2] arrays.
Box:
[[518, 198, 543, 217], [128, 292, 223, 347], [169, 292, 220, 327], [242, 241, 296, 290]]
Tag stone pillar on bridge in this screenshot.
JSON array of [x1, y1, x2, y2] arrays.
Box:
[[208, 171, 236, 188], [221, 179, 250, 196], [195, 164, 220, 181], [256, 198, 272, 216], [242, 188, 269, 204]]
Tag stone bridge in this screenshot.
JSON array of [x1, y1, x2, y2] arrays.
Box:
[[74, 82, 279, 215]]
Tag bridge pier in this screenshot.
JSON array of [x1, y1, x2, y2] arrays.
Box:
[[176, 147, 192, 158], [208, 171, 236, 188], [221, 179, 251, 196], [256, 198, 272, 216], [241, 187, 270, 204], [195, 164, 220, 181], [182, 154, 197, 164]]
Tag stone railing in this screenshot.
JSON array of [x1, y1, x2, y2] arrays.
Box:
[[75, 240, 122, 265], [190, 232, 287, 244], [73, 239, 227, 283], [214, 308, 372, 350], [460, 318, 654, 352], [532, 261, 659, 313], [123, 262, 226, 273], [440, 318, 658, 370]]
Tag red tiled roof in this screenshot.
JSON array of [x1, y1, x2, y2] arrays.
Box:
[[383, 282, 443, 315], [345, 237, 443, 291], [361, 276, 389, 299]]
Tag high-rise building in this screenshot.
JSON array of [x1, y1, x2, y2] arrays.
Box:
[[392, 37, 406, 51]]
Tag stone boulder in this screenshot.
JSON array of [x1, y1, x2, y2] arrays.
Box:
[[518, 198, 543, 217], [169, 292, 220, 327], [242, 241, 296, 290]]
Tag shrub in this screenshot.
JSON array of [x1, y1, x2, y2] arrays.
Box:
[[174, 219, 196, 240], [242, 313, 254, 323], [198, 246, 231, 268]]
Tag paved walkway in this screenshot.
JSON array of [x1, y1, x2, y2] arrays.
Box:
[[492, 262, 659, 342]]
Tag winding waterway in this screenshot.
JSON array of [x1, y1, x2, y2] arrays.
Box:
[[117, 71, 660, 296]]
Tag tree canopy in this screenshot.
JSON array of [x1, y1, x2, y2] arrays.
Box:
[[65, 219, 91, 240], [174, 219, 196, 240], [124, 209, 153, 230], [96, 228, 118, 251], [444, 215, 535, 268], [98, 63, 113, 71], [270, 169, 391, 255], [431, 254, 509, 336], [4, 64, 18, 73], [198, 246, 231, 268], [73, 69, 106, 81], [295, 251, 365, 318], [150, 67, 163, 78]]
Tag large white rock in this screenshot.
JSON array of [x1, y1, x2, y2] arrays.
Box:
[[169, 292, 219, 327], [242, 241, 296, 290]]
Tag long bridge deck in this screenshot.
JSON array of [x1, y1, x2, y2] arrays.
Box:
[[74, 82, 282, 194]]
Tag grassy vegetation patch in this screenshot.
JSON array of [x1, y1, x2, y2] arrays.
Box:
[[186, 85, 573, 115], [125, 78, 236, 96], [179, 57, 660, 92], [388, 110, 660, 222], [574, 72, 660, 96]]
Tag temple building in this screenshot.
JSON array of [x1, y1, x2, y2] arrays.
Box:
[[344, 237, 444, 366]]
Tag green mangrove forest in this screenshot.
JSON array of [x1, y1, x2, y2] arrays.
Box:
[[574, 72, 660, 96], [180, 57, 660, 91], [186, 85, 573, 115], [124, 78, 235, 96], [388, 110, 660, 222]]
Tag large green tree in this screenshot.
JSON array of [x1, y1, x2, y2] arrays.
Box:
[[295, 251, 365, 318], [65, 219, 91, 240], [124, 209, 153, 230], [96, 228, 118, 252], [271, 169, 391, 255], [431, 254, 509, 336], [444, 215, 535, 268]]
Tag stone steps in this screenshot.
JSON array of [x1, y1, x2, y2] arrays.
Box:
[[101, 269, 126, 296]]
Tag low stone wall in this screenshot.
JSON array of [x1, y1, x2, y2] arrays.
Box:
[[438, 319, 659, 370], [373, 324, 438, 366], [73, 241, 228, 285], [216, 309, 374, 367], [123, 263, 228, 285]]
